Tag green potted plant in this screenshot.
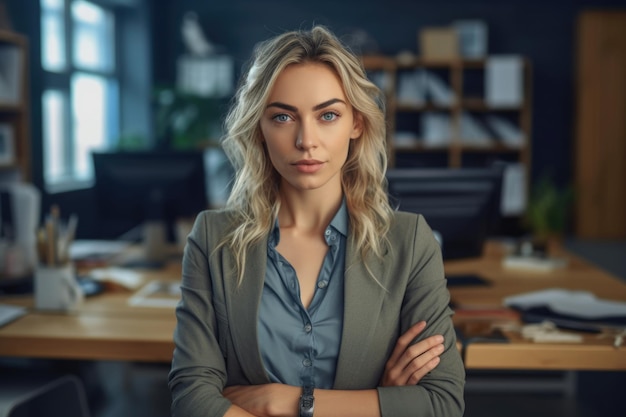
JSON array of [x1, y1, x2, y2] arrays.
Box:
[[153, 86, 223, 150], [524, 175, 574, 252]]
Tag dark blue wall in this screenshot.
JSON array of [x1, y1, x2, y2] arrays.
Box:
[[6, 0, 626, 237], [151, 0, 625, 187]]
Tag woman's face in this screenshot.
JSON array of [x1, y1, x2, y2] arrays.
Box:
[[259, 62, 362, 196]]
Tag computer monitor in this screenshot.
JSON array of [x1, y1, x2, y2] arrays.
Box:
[[92, 151, 208, 263], [385, 166, 504, 260]]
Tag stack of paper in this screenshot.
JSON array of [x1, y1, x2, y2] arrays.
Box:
[[504, 288, 626, 320], [0, 303, 26, 328], [502, 255, 567, 272]]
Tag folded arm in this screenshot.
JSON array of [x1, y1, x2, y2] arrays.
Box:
[[224, 321, 446, 417]]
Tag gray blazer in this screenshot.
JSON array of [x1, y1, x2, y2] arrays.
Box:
[[169, 210, 465, 417]]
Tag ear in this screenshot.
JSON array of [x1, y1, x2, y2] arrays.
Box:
[[350, 111, 364, 140]]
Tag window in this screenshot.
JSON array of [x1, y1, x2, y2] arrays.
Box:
[[41, 0, 118, 191]]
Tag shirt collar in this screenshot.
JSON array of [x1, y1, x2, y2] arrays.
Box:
[[330, 198, 349, 238]]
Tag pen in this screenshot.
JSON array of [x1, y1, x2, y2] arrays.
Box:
[[45, 216, 56, 266], [58, 213, 78, 264], [36, 227, 47, 265]]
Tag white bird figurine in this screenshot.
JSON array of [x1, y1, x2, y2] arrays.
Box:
[[181, 12, 214, 57]]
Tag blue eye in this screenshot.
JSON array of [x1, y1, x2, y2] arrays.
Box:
[[273, 114, 291, 123], [321, 112, 338, 121]]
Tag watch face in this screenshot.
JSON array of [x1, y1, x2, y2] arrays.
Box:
[[302, 397, 314, 408]]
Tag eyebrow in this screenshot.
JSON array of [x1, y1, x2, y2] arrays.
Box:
[[266, 98, 347, 112]]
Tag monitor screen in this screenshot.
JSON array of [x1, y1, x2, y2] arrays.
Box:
[[385, 166, 504, 260], [92, 151, 208, 241]]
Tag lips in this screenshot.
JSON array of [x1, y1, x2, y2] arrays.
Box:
[[293, 159, 324, 173], [294, 159, 323, 166]]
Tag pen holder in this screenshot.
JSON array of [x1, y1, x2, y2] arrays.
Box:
[[34, 263, 83, 312]]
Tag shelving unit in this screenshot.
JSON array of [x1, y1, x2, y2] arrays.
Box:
[[361, 55, 532, 173], [0, 30, 30, 181]]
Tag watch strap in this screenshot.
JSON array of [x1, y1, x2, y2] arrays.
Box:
[[299, 386, 314, 417]]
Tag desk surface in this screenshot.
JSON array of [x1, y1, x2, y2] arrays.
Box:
[[446, 242, 626, 370], [1, 242, 625, 370], [0, 261, 179, 363]]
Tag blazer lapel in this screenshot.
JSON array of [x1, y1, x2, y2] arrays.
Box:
[[223, 239, 269, 384], [334, 239, 389, 388]]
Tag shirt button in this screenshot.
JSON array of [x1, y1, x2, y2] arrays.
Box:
[[317, 280, 328, 289], [302, 358, 312, 367], [325, 229, 331, 236], [304, 323, 312, 333]]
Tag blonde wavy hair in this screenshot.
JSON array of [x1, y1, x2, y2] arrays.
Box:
[[221, 25, 393, 284]]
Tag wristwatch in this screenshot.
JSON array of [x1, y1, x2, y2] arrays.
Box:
[[299, 386, 314, 417]]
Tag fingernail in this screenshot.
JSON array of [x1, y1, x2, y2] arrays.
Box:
[[436, 335, 444, 343]]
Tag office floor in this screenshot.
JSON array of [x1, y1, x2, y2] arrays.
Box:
[[83, 238, 626, 417]]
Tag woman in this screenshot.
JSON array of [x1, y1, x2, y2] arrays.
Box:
[[169, 25, 465, 417]]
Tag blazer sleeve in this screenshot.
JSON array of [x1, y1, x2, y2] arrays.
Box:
[[377, 214, 465, 417], [168, 212, 232, 417]]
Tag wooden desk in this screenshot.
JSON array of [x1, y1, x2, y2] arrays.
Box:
[[1, 242, 625, 370], [0, 263, 179, 363], [447, 242, 626, 370]]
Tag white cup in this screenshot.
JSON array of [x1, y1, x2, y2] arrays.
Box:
[[34, 263, 83, 312]]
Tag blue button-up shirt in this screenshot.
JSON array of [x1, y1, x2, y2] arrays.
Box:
[[258, 201, 348, 389]]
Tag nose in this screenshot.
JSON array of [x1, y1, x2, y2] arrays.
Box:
[[295, 119, 318, 150]]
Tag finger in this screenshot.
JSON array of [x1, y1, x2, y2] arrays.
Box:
[[403, 334, 444, 361], [399, 343, 444, 385], [407, 356, 441, 385], [394, 334, 444, 372], [386, 321, 427, 367]]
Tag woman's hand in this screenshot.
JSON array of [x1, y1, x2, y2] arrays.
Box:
[[224, 383, 299, 417], [380, 321, 445, 387]]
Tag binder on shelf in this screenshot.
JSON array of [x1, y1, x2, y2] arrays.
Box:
[[486, 115, 525, 148], [393, 131, 420, 149], [396, 70, 426, 106], [485, 55, 524, 107], [500, 163, 527, 216], [0, 44, 23, 105], [421, 112, 451, 147], [425, 71, 455, 106], [459, 112, 492, 147]]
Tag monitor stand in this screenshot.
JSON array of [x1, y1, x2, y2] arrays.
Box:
[[120, 221, 168, 269]]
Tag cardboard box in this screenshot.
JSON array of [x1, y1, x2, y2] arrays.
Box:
[[419, 27, 459, 60]]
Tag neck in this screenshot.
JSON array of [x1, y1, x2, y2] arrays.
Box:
[[278, 187, 343, 234]]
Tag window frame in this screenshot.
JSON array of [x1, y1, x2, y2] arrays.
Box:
[[41, 0, 120, 193]]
